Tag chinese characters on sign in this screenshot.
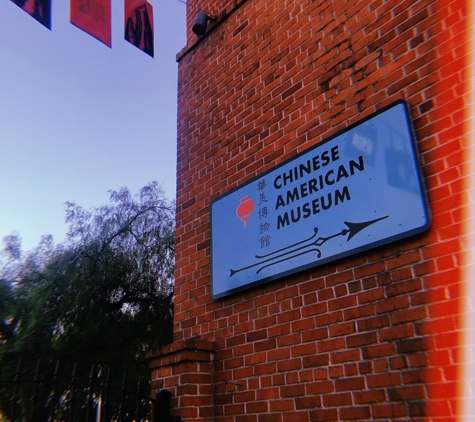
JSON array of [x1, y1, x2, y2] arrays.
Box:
[[257, 179, 271, 249]]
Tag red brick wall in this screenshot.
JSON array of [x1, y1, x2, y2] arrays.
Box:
[[152, 0, 473, 420]]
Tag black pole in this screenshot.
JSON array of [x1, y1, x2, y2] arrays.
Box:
[[85, 364, 95, 421], [67, 363, 77, 422], [155, 389, 171, 422], [134, 376, 143, 421], [49, 360, 61, 421], [9, 359, 21, 422], [29, 359, 41, 422], [118, 372, 127, 420]]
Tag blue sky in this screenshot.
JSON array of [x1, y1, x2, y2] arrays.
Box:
[[0, 1, 185, 252]]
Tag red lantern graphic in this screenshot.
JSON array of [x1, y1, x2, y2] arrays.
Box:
[[236, 196, 254, 228]]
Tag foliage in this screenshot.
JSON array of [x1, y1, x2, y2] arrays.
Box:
[[0, 182, 175, 413]]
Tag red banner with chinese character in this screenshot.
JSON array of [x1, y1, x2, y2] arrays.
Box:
[[70, 0, 111, 47], [124, 0, 154, 57], [11, 0, 51, 29]]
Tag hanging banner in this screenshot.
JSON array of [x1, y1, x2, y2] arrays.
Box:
[[210, 101, 431, 299], [124, 0, 154, 57], [70, 0, 112, 47], [11, 0, 51, 29]]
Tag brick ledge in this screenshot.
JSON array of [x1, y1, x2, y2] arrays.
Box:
[[147, 338, 215, 368]]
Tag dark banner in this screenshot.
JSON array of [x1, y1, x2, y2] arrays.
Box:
[[11, 0, 51, 29], [124, 0, 154, 57], [70, 0, 112, 47]]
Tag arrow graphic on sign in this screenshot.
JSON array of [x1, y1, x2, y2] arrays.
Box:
[[230, 215, 389, 277]]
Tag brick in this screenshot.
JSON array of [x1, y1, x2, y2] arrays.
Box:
[[343, 304, 375, 320], [277, 333, 302, 348], [343, 362, 358, 377], [254, 339, 276, 353], [296, 396, 322, 410], [325, 269, 354, 286], [346, 332, 378, 348], [323, 393, 352, 407], [388, 385, 427, 401], [385, 278, 423, 297], [315, 310, 344, 326], [357, 287, 385, 304], [335, 377, 365, 391], [328, 321, 355, 337], [339, 406, 371, 420], [403, 367, 443, 384], [331, 349, 361, 364], [362, 343, 396, 359], [384, 326, 415, 347], [397, 337, 432, 354], [328, 295, 358, 311], [254, 362, 277, 375], [329, 365, 344, 379], [301, 327, 329, 343], [246, 330, 268, 343], [292, 343, 317, 357], [317, 338, 346, 353], [353, 389, 386, 404], [303, 354, 330, 368], [310, 409, 339, 422], [372, 403, 408, 418], [281, 385, 306, 399], [391, 306, 428, 324], [357, 315, 390, 331]]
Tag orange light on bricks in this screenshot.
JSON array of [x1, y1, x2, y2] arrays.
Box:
[[459, 1, 475, 419]]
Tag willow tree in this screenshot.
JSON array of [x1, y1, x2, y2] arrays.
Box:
[[0, 182, 175, 392]]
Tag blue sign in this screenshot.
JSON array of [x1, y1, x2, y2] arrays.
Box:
[[210, 101, 430, 299]]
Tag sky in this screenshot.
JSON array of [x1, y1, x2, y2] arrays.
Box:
[[0, 0, 186, 252]]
